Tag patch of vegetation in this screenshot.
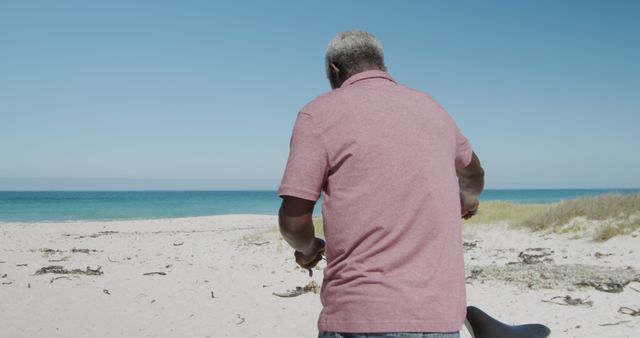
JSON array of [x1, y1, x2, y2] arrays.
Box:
[[463, 201, 549, 225], [594, 218, 640, 241], [521, 194, 640, 231], [465, 194, 640, 241], [313, 217, 324, 238]]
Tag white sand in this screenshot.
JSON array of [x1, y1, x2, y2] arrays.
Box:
[[1, 215, 638, 337]]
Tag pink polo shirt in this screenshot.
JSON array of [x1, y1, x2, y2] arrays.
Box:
[[278, 70, 473, 333]]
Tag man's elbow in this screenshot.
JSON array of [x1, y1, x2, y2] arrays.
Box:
[[278, 206, 293, 235], [458, 166, 485, 195], [470, 170, 485, 194], [471, 166, 485, 182], [278, 206, 305, 237]]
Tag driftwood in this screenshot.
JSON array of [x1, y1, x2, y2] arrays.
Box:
[[618, 306, 640, 317], [272, 281, 320, 298], [143, 271, 166, 276], [50, 276, 72, 283], [598, 320, 630, 326], [249, 241, 270, 246], [575, 279, 630, 293]]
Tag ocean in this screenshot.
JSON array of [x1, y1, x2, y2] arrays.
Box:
[[0, 189, 638, 223]]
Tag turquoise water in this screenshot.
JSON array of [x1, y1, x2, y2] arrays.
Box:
[[0, 189, 638, 222]]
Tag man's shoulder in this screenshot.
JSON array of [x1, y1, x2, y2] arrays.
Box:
[[299, 83, 437, 117], [299, 88, 350, 116]]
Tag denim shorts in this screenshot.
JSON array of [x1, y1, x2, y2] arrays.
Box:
[[318, 332, 460, 338]]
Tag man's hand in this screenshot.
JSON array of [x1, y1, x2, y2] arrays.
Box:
[[294, 237, 325, 270], [460, 191, 479, 220]]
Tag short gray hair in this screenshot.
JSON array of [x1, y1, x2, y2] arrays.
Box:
[[325, 30, 387, 79]]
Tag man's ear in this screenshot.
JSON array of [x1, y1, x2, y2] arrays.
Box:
[[328, 63, 342, 89]]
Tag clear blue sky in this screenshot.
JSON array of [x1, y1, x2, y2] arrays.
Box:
[[1, 1, 638, 190]]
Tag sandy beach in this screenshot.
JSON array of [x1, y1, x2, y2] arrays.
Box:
[[1, 214, 638, 337]]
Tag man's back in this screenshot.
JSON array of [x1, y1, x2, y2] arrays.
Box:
[[278, 69, 473, 333]]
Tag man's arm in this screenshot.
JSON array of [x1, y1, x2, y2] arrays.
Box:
[[457, 151, 484, 195], [457, 151, 484, 219], [278, 196, 317, 255]]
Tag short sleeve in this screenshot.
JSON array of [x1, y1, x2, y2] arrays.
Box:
[[277, 112, 329, 201], [454, 124, 473, 170]]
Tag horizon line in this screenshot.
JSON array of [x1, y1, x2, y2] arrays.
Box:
[[0, 177, 638, 191]]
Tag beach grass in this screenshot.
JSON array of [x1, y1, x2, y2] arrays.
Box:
[[594, 218, 640, 241], [462, 201, 550, 225], [465, 193, 640, 241], [313, 217, 324, 237]]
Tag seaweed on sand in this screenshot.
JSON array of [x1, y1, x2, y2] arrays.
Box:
[[35, 265, 103, 275]]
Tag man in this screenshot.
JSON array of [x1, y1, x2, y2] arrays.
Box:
[[277, 31, 484, 338]]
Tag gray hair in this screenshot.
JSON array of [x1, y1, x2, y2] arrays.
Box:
[[325, 30, 387, 79]]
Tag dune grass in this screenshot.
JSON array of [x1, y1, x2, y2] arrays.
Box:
[[313, 217, 324, 237], [521, 194, 640, 241], [520, 194, 639, 227], [464, 194, 640, 241], [594, 218, 640, 241], [462, 201, 550, 225]]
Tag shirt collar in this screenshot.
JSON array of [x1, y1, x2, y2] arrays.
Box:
[[340, 69, 397, 88]]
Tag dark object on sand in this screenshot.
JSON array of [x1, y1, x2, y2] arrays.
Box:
[[143, 271, 166, 276], [465, 306, 550, 338], [575, 279, 629, 293], [618, 306, 640, 317], [541, 295, 593, 307], [35, 265, 103, 275], [272, 281, 320, 298]]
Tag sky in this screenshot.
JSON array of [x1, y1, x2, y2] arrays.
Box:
[[1, 1, 638, 190]]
